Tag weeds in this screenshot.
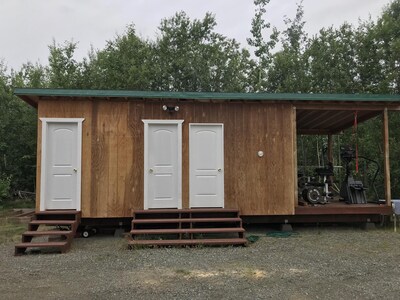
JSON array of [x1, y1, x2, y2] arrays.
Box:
[[175, 269, 191, 276], [0, 221, 26, 243]]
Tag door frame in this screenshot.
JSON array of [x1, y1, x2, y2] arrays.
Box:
[[39, 118, 85, 211], [189, 123, 224, 208], [142, 120, 184, 209]]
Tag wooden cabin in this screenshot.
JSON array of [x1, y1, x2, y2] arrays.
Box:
[[15, 89, 398, 225]]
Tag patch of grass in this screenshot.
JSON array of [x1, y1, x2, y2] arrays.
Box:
[[0, 199, 35, 211], [128, 243, 149, 250], [175, 269, 191, 276], [0, 221, 26, 243], [0, 207, 30, 243]]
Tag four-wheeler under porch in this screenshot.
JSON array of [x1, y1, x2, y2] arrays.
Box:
[[295, 106, 392, 211]]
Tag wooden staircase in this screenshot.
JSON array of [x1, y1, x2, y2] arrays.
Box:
[[129, 209, 247, 247], [15, 210, 81, 255]]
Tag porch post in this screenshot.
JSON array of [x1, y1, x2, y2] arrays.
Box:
[[383, 108, 391, 206], [327, 134, 334, 185], [293, 106, 298, 207], [327, 135, 333, 163]]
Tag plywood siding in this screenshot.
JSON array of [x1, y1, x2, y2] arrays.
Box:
[[38, 99, 295, 217]]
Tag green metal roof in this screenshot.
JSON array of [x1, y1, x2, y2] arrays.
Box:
[[14, 88, 400, 104]]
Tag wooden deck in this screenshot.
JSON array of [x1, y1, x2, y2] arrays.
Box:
[[295, 202, 392, 215]]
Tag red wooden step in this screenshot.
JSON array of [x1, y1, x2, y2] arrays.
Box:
[[35, 210, 80, 215], [128, 238, 247, 246], [30, 220, 76, 226], [133, 208, 239, 214], [15, 241, 68, 248], [132, 217, 242, 224], [15, 241, 69, 255], [23, 230, 73, 236], [130, 227, 245, 235]]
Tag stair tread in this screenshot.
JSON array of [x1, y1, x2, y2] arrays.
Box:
[[23, 230, 73, 236], [30, 220, 76, 225], [15, 241, 68, 248], [133, 208, 239, 214], [131, 228, 245, 234], [15, 211, 81, 255], [36, 210, 81, 215], [129, 238, 247, 246], [132, 217, 241, 224]]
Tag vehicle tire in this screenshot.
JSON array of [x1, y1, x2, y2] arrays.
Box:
[[81, 230, 91, 238], [306, 188, 321, 204]]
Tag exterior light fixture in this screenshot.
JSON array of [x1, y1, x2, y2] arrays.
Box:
[[162, 105, 179, 112]]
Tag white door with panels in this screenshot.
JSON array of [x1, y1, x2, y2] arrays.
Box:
[[40, 118, 84, 210], [190, 124, 224, 208], [143, 120, 183, 209]]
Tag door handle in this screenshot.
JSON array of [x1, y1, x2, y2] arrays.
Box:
[[73, 168, 77, 172], [218, 168, 222, 172], [149, 168, 154, 173]]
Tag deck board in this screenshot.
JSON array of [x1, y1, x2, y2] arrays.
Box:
[[295, 203, 392, 215]]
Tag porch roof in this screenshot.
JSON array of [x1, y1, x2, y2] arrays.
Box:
[[14, 88, 400, 106], [14, 88, 400, 134]]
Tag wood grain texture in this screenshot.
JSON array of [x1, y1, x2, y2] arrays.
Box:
[[35, 103, 43, 212], [383, 108, 391, 206], [38, 99, 296, 217], [293, 107, 298, 207], [37, 100, 92, 216]]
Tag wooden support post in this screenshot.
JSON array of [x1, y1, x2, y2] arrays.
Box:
[[327, 135, 333, 163], [383, 108, 391, 206], [327, 135, 334, 185], [293, 106, 298, 207]]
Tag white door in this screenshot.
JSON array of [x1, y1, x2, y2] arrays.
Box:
[[144, 120, 183, 209], [40, 119, 83, 210], [190, 124, 224, 208]]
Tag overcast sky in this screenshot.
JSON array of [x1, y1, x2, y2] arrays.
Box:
[[0, 0, 393, 71]]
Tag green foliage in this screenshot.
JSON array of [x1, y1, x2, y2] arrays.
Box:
[[81, 25, 154, 90], [11, 62, 48, 88], [267, 2, 308, 92], [305, 24, 359, 93], [374, 0, 400, 94], [0, 174, 11, 200], [0, 62, 37, 195], [154, 12, 251, 92], [247, 0, 279, 91], [48, 40, 84, 88]]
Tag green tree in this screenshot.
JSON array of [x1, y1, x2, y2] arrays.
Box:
[[247, 0, 279, 91], [47, 40, 84, 88], [154, 12, 251, 92], [304, 24, 359, 93], [374, 0, 400, 94], [11, 62, 48, 88], [81, 25, 154, 90], [267, 2, 308, 92], [0, 62, 37, 196]]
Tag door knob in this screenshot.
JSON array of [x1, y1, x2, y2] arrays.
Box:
[[218, 168, 222, 172], [149, 168, 154, 173], [73, 168, 77, 172]]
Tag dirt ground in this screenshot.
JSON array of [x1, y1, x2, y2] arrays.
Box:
[[1, 224, 400, 300]]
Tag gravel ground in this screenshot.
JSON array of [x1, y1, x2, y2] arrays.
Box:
[[1, 225, 400, 300]]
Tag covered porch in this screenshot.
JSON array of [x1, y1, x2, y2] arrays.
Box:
[[294, 96, 399, 217]]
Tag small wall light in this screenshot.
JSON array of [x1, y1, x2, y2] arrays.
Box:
[[162, 105, 179, 112]]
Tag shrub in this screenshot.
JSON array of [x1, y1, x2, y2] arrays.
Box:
[[0, 175, 11, 201]]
